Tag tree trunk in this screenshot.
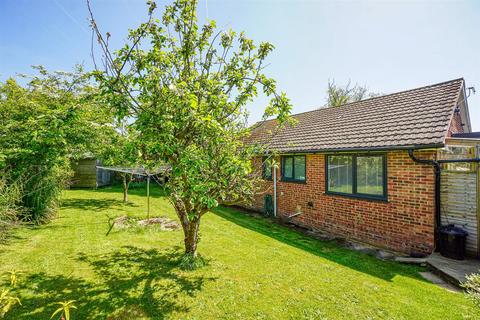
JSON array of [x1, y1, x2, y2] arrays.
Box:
[[183, 219, 200, 257], [172, 196, 203, 257], [122, 174, 130, 202]]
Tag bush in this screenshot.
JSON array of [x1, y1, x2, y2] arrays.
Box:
[[0, 66, 114, 224], [462, 273, 480, 307]]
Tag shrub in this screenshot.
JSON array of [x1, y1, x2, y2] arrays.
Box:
[[0, 66, 115, 224], [462, 273, 480, 306]]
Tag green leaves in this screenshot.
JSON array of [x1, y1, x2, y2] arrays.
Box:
[[147, 0, 157, 14], [0, 288, 21, 318], [6, 270, 22, 288], [258, 42, 275, 60], [0, 67, 115, 221], [326, 79, 375, 107], [0, 270, 22, 318], [50, 300, 77, 320], [92, 0, 292, 254]]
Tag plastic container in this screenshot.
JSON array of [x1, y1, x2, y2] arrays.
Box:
[[439, 224, 468, 260]]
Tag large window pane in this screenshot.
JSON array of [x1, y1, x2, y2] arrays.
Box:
[[327, 156, 353, 193], [356, 156, 384, 196], [283, 157, 293, 179], [294, 156, 306, 180]]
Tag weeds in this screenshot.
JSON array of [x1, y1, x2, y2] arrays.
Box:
[[50, 300, 77, 320], [179, 253, 207, 271], [0, 270, 22, 318]]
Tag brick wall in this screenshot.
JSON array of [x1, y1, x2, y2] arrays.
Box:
[[247, 150, 437, 255], [447, 111, 464, 137]]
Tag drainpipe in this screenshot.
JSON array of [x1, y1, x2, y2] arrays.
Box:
[[407, 150, 442, 233], [408, 149, 480, 248], [273, 162, 277, 217]]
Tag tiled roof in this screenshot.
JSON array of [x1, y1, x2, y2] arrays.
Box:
[[249, 78, 464, 153]]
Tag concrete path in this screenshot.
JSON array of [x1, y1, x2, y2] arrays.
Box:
[[419, 271, 460, 292], [427, 252, 480, 287]]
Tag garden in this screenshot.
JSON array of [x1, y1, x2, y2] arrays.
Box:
[[1, 184, 479, 319], [1, 0, 480, 318]]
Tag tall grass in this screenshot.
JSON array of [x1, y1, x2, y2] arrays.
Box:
[[0, 171, 23, 242], [20, 164, 71, 223], [0, 163, 71, 239]]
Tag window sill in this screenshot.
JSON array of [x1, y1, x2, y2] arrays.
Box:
[[324, 191, 388, 202]]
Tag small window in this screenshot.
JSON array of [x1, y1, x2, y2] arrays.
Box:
[[262, 157, 272, 180], [281, 155, 306, 182], [326, 154, 386, 200]]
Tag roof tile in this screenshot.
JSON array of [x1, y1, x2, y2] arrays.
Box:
[[249, 78, 464, 152]]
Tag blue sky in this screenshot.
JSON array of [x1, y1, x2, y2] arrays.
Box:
[[1, 0, 479, 130]]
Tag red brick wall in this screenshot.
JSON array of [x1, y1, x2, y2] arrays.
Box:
[[447, 111, 464, 137], [247, 150, 436, 255]]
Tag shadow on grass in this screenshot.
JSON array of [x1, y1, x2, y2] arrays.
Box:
[[0, 225, 23, 247], [213, 206, 427, 283], [60, 198, 139, 211], [94, 183, 168, 199], [9, 246, 215, 319]]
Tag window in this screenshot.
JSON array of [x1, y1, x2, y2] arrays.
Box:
[[262, 157, 272, 180], [356, 156, 384, 196], [281, 155, 306, 182], [327, 155, 352, 193], [326, 154, 386, 200]]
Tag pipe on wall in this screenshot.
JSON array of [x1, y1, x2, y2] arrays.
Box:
[[408, 149, 480, 249], [273, 163, 277, 217], [407, 150, 442, 232]]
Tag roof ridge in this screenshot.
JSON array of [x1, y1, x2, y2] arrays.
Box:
[[255, 78, 465, 123], [324, 77, 464, 109]]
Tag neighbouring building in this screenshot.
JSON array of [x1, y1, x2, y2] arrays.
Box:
[[245, 78, 480, 257]]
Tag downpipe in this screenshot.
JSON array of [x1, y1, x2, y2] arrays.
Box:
[[407, 150, 442, 232], [273, 164, 277, 218], [408, 149, 480, 250]]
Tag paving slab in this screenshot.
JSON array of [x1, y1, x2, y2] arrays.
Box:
[[419, 271, 460, 292], [427, 252, 480, 287]]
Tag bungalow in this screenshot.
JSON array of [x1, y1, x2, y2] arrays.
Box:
[[246, 78, 480, 257]]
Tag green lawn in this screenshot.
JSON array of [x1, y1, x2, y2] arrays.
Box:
[[1, 185, 478, 319]]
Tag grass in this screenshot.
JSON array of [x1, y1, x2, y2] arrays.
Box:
[[0, 184, 479, 319]]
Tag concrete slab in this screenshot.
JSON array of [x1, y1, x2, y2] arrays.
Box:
[[419, 271, 460, 292], [395, 256, 427, 265], [427, 252, 480, 287]]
